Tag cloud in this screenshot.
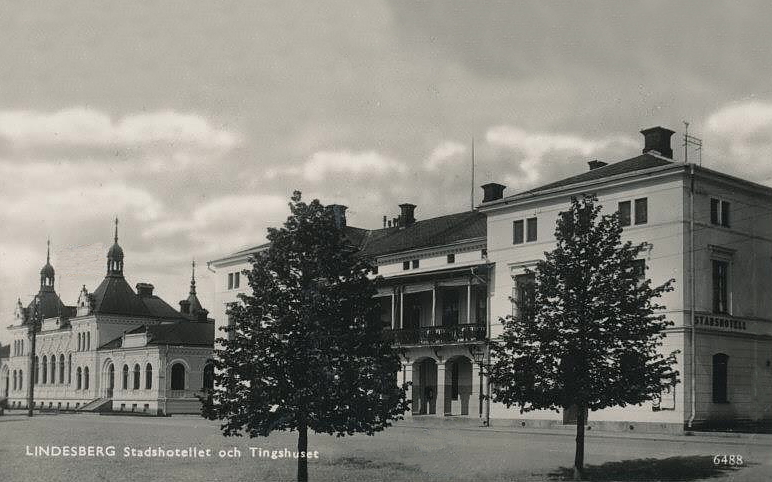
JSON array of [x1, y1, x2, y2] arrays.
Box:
[[0, 108, 238, 150], [705, 101, 772, 183], [486, 125, 637, 188], [424, 140, 467, 171], [267, 150, 408, 182]]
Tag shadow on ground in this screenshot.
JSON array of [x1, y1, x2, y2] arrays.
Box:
[[328, 456, 421, 473], [546, 456, 745, 481]]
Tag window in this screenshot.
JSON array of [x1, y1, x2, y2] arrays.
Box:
[[34, 356, 39, 384], [67, 354, 72, 384], [171, 363, 186, 390], [145, 364, 153, 390], [618, 201, 631, 227], [712, 260, 729, 314], [372, 265, 378, 274], [233, 272, 240, 289], [18, 370, 22, 390], [50, 356, 56, 384], [122, 365, 129, 389], [634, 198, 648, 225], [712, 353, 729, 403], [227, 273, 234, 290], [711, 198, 730, 227], [42, 356, 47, 384], [481, 249, 487, 259], [86, 332, 90, 351], [526, 217, 538, 242], [447, 253, 455, 264], [513, 220, 524, 244], [412, 259, 419, 269], [475, 286, 487, 325], [133, 364, 141, 390], [59, 354, 65, 383], [76, 367, 82, 390], [12, 370, 16, 391], [402, 261, 410, 271], [203, 361, 215, 391], [84, 367, 89, 390], [514, 273, 536, 322]]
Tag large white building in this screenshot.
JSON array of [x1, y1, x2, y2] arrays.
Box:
[[208, 126, 772, 433], [0, 225, 215, 415]]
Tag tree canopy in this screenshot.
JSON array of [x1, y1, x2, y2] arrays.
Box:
[[203, 191, 409, 481]]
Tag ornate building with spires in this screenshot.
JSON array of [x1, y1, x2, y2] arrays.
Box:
[[0, 223, 214, 415]]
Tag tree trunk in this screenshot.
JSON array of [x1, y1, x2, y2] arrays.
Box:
[[297, 414, 308, 482], [573, 406, 586, 480]]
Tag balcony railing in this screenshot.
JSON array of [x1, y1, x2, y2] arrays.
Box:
[[384, 323, 486, 345]]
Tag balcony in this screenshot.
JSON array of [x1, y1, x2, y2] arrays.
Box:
[[385, 323, 486, 346]]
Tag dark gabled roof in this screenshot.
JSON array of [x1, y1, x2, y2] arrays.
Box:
[[91, 276, 153, 318], [0, 344, 9, 358], [359, 210, 486, 257], [99, 322, 214, 350], [519, 153, 673, 197], [139, 295, 187, 321], [24, 290, 69, 324]]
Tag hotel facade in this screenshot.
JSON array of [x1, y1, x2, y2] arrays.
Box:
[[208, 126, 772, 432]]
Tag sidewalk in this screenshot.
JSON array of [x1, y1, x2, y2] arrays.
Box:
[[394, 418, 772, 446]]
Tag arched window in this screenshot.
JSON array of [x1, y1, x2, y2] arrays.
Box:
[[84, 367, 90, 390], [59, 354, 65, 383], [76, 367, 82, 390], [87, 332, 91, 351], [51, 356, 56, 384], [21, 339, 23, 355], [77, 333, 81, 351], [42, 355, 48, 384], [18, 370, 22, 390], [170, 363, 185, 390], [34, 356, 39, 384], [68, 354, 72, 384], [712, 353, 729, 403], [145, 364, 153, 390], [133, 364, 140, 389], [122, 365, 129, 390], [203, 361, 215, 391], [12, 370, 17, 391]]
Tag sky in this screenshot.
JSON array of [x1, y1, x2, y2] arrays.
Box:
[[2, 1, 772, 343]]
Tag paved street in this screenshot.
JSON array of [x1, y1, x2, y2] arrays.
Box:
[[0, 412, 770, 481]]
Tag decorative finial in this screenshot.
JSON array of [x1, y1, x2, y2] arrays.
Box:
[[46, 238, 50, 264], [114, 217, 119, 243], [190, 259, 197, 295]]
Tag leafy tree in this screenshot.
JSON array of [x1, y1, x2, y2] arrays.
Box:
[[202, 191, 410, 482], [487, 195, 679, 480]]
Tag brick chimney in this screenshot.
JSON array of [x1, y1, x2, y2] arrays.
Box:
[[481, 183, 506, 202], [588, 160, 608, 170], [136, 283, 154, 297], [640, 126, 675, 158], [179, 299, 191, 314], [328, 204, 347, 228], [398, 203, 416, 227]]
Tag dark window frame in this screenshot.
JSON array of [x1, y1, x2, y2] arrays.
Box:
[[402, 261, 410, 271], [447, 253, 455, 264], [412, 259, 419, 269], [712, 259, 729, 314], [526, 217, 538, 242], [513, 220, 524, 244], [618, 201, 632, 227], [710, 198, 731, 227], [712, 353, 729, 403], [634, 198, 648, 225]]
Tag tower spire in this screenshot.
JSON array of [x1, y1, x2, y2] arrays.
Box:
[[46, 238, 50, 264], [190, 259, 197, 295], [114, 217, 119, 243]]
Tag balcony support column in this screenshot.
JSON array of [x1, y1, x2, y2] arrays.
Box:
[[391, 293, 395, 330], [467, 283, 472, 324], [399, 289, 404, 329], [436, 363, 447, 416], [431, 286, 436, 327]]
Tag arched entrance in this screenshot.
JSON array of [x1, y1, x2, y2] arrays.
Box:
[[103, 362, 115, 398], [445, 356, 473, 416], [412, 358, 437, 415]]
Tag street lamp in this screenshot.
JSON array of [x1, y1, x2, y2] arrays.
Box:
[[468, 344, 488, 427], [27, 295, 41, 417]]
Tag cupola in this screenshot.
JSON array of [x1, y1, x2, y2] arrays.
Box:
[[106, 217, 124, 276]]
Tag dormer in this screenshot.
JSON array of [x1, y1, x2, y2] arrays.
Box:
[[77, 285, 92, 317]]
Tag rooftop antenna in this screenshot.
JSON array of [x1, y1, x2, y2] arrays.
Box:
[[683, 121, 703, 166], [470, 136, 475, 211]]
